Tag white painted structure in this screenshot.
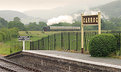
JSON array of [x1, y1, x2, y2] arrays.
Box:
[[24, 50, 121, 70]]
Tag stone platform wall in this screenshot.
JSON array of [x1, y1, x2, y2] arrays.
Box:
[[6, 52, 121, 72]]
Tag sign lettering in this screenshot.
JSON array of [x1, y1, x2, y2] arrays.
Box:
[[83, 15, 98, 24], [18, 36, 30, 41]]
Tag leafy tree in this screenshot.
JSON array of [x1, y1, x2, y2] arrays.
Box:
[[25, 21, 47, 31], [101, 18, 121, 30], [9, 28, 19, 37], [0, 17, 8, 28], [8, 17, 25, 31], [72, 21, 81, 26], [38, 22, 47, 30], [0, 28, 19, 42], [0, 28, 11, 40], [26, 22, 40, 31], [14, 17, 21, 22]]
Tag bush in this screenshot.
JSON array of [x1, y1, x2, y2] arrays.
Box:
[[0, 34, 3, 42], [0, 31, 6, 41], [9, 28, 19, 38], [0, 28, 19, 42], [0, 28, 11, 40], [113, 33, 121, 50], [89, 34, 117, 57]]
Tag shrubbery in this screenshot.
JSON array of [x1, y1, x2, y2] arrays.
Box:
[[0, 34, 3, 41], [89, 34, 117, 57], [0, 32, 5, 41], [0, 28, 19, 42], [113, 34, 121, 51]]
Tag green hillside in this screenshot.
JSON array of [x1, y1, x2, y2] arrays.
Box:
[[93, 0, 121, 18]]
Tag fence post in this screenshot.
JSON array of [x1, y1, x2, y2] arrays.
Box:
[[68, 32, 70, 50], [76, 32, 78, 51], [95, 32, 97, 35], [30, 41, 32, 50], [10, 47, 12, 54], [61, 32, 64, 50], [38, 40, 40, 50], [35, 41, 37, 50], [119, 33, 121, 50], [33, 42, 34, 50], [41, 39, 43, 50], [48, 36, 49, 50], [119, 33, 121, 55], [54, 34, 56, 50], [42, 38, 44, 50], [84, 32, 88, 51]]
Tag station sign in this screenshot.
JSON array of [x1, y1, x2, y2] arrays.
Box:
[[18, 36, 30, 41], [81, 12, 101, 54], [82, 15, 98, 24]]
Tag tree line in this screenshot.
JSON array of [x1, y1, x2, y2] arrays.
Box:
[[0, 17, 47, 31], [0, 16, 121, 31], [0, 28, 19, 42], [49, 18, 121, 31]]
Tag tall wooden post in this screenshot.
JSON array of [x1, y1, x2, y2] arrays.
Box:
[[81, 14, 84, 53], [98, 12, 101, 34], [81, 12, 101, 53]]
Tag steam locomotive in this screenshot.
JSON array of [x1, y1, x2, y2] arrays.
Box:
[[43, 26, 80, 31]]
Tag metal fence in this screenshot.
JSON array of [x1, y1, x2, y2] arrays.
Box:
[[30, 32, 97, 52], [30, 31, 121, 55]]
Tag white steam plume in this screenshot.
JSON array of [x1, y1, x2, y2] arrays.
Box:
[[47, 15, 74, 25], [84, 9, 109, 19], [73, 14, 81, 19], [47, 10, 108, 25]]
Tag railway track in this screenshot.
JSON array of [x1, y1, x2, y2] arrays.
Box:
[[0, 57, 42, 72], [0, 64, 16, 72]]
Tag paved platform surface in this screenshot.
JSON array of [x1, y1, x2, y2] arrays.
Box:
[[24, 50, 121, 69]]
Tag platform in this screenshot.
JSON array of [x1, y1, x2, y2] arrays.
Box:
[[24, 50, 121, 69]]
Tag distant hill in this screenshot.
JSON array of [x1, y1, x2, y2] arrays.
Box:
[[24, 7, 81, 20], [24, 1, 114, 20], [93, 0, 121, 18], [0, 10, 28, 21], [0, 0, 120, 24], [0, 10, 45, 24]]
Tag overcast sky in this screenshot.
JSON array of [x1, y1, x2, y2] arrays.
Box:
[[0, 0, 115, 12]]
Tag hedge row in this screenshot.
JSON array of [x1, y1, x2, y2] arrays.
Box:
[[0, 28, 19, 42]]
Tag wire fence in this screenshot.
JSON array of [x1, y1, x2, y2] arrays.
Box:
[[30, 31, 121, 56], [30, 32, 97, 52]]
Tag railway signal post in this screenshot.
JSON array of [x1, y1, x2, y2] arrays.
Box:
[[18, 36, 30, 51], [81, 12, 101, 53]]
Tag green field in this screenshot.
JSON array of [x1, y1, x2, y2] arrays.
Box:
[[0, 38, 22, 55], [19, 31, 60, 41], [1, 31, 121, 59], [0, 31, 61, 55], [0, 31, 98, 55]]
